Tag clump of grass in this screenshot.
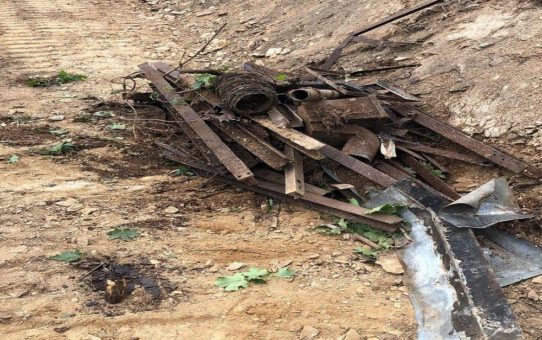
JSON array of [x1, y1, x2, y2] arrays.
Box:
[[26, 70, 87, 87]]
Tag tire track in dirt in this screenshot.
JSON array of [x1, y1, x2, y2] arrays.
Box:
[[0, 0, 144, 78]]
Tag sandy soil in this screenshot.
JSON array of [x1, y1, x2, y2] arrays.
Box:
[[0, 0, 541, 339]]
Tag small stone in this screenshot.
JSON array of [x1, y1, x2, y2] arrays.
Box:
[[527, 290, 539, 301], [164, 206, 179, 214], [48, 114, 65, 121], [227, 262, 245, 271], [531, 275, 542, 284], [300, 325, 319, 339], [343, 329, 361, 340], [307, 254, 320, 259], [376, 251, 404, 274], [333, 256, 349, 264], [265, 47, 282, 57]]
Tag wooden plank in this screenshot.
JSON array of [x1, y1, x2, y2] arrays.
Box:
[[320, 145, 397, 187], [138, 63, 254, 182], [284, 145, 305, 197], [210, 120, 289, 170]]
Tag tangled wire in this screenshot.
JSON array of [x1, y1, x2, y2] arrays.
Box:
[[214, 71, 277, 116]]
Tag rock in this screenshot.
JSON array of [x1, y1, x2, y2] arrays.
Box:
[[376, 252, 404, 275], [343, 329, 361, 340], [300, 325, 319, 339], [527, 290, 539, 301], [265, 47, 282, 58], [164, 206, 179, 214], [226, 262, 245, 271], [532, 275, 542, 284], [307, 254, 320, 259], [48, 114, 65, 121], [55, 198, 84, 211]]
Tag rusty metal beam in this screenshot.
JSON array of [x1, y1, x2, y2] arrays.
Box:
[[160, 145, 401, 232], [322, 0, 442, 69], [396, 141, 487, 165], [400, 152, 460, 200], [320, 145, 397, 187], [139, 63, 255, 182], [284, 145, 305, 197], [392, 104, 541, 177]]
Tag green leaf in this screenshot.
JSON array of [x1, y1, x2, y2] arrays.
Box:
[[349, 198, 360, 206], [8, 155, 19, 164], [215, 273, 248, 291], [49, 128, 69, 136], [173, 165, 195, 176], [354, 246, 378, 258], [93, 111, 113, 118], [275, 74, 287, 81], [337, 218, 349, 230], [107, 228, 141, 241], [266, 197, 274, 212], [348, 223, 393, 250], [56, 70, 87, 84], [431, 169, 447, 179], [277, 267, 295, 278], [39, 141, 75, 155], [242, 267, 268, 282], [192, 73, 217, 89], [106, 123, 126, 130], [48, 250, 83, 262], [366, 203, 405, 216], [313, 223, 343, 235]]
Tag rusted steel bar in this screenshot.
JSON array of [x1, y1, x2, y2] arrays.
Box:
[[374, 160, 412, 180], [395, 141, 487, 165], [139, 63, 255, 182], [209, 120, 289, 170], [400, 152, 460, 200], [267, 107, 290, 128], [376, 80, 421, 102], [284, 145, 305, 197], [341, 128, 380, 162], [253, 168, 330, 196], [322, 0, 442, 69], [304, 67, 349, 95], [276, 105, 304, 128], [161, 145, 401, 232], [392, 104, 542, 177], [320, 145, 397, 187], [251, 116, 325, 159]]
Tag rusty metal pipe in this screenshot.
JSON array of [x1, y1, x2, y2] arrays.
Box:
[[288, 88, 340, 102]]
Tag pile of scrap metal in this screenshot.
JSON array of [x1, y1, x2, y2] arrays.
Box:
[[126, 1, 541, 338], [132, 60, 542, 339]]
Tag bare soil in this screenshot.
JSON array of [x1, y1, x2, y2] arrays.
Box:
[[1, 0, 541, 339]]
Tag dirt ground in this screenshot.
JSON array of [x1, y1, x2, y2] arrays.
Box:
[[0, 0, 541, 339]]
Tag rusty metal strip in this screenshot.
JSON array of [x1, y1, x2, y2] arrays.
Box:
[[304, 67, 349, 95], [267, 107, 290, 128], [341, 129, 380, 162], [161, 146, 400, 232], [320, 145, 397, 187], [210, 120, 289, 170], [253, 168, 330, 196], [392, 104, 541, 177], [139, 63, 255, 182], [277, 105, 304, 128], [376, 80, 421, 102], [400, 152, 460, 200], [374, 160, 412, 180], [395, 141, 487, 164], [322, 0, 442, 69], [284, 145, 305, 197]]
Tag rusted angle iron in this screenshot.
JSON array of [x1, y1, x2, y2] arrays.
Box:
[[395, 141, 488, 165], [139, 63, 255, 183], [160, 144, 401, 232], [392, 103, 542, 177], [322, 0, 442, 69], [400, 152, 460, 200]]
